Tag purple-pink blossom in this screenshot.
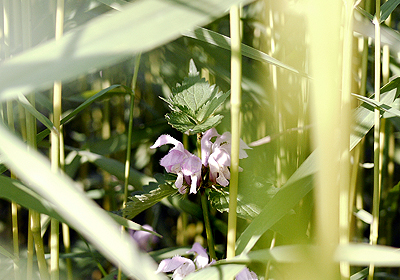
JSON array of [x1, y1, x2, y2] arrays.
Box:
[[151, 135, 202, 194], [155, 242, 257, 280], [129, 224, 158, 252], [201, 128, 251, 187]]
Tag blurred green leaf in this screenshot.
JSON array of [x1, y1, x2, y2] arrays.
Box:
[[0, 0, 255, 102], [166, 112, 224, 135], [0, 123, 165, 280], [0, 175, 65, 222], [335, 243, 400, 266], [0, 245, 15, 260], [184, 263, 245, 280]]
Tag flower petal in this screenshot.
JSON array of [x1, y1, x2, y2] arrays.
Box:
[[187, 242, 209, 268], [151, 134, 184, 151], [235, 267, 258, 280], [201, 128, 219, 166]]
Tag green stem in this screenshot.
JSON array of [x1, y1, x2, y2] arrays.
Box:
[[227, 4, 242, 260], [369, 1, 381, 279], [118, 53, 141, 280], [200, 191, 216, 260]]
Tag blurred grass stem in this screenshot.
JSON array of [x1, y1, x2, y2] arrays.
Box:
[[227, 4, 242, 261]]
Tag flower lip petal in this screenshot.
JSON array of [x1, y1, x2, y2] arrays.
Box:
[[151, 134, 184, 151]]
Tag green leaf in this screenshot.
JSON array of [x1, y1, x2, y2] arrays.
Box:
[[18, 94, 57, 135], [380, 0, 400, 22], [183, 27, 305, 77], [162, 60, 229, 134], [0, 123, 164, 280], [166, 112, 224, 135], [209, 186, 278, 220], [123, 182, 178, 219], [0, 0, 256, 102], [0, 245, 15, 260]]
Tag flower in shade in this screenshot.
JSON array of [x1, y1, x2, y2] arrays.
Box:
[[201, 128, 251, 187], [151, 135, 202, 194]]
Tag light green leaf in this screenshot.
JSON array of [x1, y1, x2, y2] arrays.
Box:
[[96, 0, 128, 11], [0, 245, 15, 260], [0, 123, 166, 280], [380, 0, 400, 22], [335, 243, 400, 266], [0, 0, 255, 102]]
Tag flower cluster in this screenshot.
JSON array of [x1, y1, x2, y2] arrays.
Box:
[[156, 243, 257, 280], [151, 128, 251, 194]]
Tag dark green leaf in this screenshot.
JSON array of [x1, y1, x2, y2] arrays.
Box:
[[123, 183, 177, 219], [380, 0, 400, 22]]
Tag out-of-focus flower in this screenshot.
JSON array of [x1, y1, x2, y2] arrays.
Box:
[[235, 267, 258, 280], [151, 135, 202, 194], [156, 243, 213, 279], [156, 255, 195, 280], [201, 128, 251, 187], [129, 224, 158, 252], [187, 242, 209, 269]]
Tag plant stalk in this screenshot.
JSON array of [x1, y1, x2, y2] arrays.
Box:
[[368, 1, 381, 279], [227, 4, 242, 260], [118, 53, 141, 280], [200, 190, 216, 260]]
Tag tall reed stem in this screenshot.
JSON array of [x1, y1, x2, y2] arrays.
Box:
[[50, 1, 64, 279], [368, 1, 381, 279], [226, 4, 242, 261]]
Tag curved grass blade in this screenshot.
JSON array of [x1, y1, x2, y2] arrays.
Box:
[[183, 27, 307, 77], [18, 94, 57, 135], [37, 84, 121, 143], [0, 123, 166, 280]]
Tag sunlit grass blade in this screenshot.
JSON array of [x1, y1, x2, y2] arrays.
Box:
[[182, 27, 305, 76], [380, 0, 400, 22], [0, 123, 166, 280], [0, 0, 256, 102]]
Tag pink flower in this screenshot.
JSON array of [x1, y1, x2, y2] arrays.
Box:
[[236, 267, 258, 280], [156, 255, 195, 280], [151, 135, 202, 194], [156, 243, 209, 279], [129, 224, 158, 252], [201, 128, 251, 187]]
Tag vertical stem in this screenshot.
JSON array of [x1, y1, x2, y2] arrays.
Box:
[[26, 93, 49, 280], [339, 0, 354, 279], [200, 190, 216, 260], [118, 53, 141, 280], [369, 1, 381, 279], [7, 101, 20, 280], [50, 1, 64, 279], [227, 5, 242, 260], [308, 1, 342, 279]]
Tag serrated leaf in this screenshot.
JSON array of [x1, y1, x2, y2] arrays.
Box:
[[196, 88, 229, 122], [166, 113, 224, 135], [209, 190, 267, 220], [123, 183, 177, 219]]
